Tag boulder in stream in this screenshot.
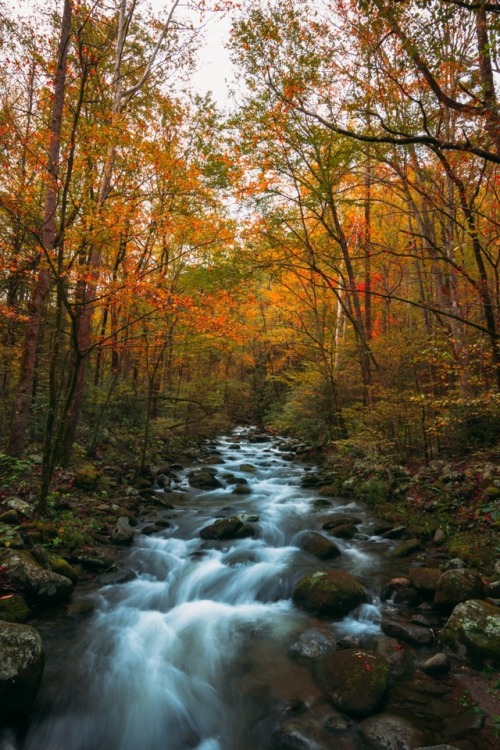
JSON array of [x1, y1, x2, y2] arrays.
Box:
[[110, 516, 134, 546], [199, 516, 255, 541], [438, 598, 500, 663], [0, 620, 45, 714], [297, 531, 341, 560], [292, 570, 366, 617], [188, 470, 223, 490], [0, 548, 74, 606], [315, 648, 390, 717]]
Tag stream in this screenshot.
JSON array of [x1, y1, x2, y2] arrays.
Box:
[[5, 429, 416, 750]]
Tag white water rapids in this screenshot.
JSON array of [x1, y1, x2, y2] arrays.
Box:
[[7, 429, 398, 750]]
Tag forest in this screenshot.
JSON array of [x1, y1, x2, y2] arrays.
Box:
[[0, 2, 500, 749], [1, 0, 499, 505]]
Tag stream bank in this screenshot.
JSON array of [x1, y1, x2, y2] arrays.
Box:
[[1, 428, 499, 749]]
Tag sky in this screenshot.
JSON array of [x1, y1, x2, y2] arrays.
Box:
[[12, 0, 237, 108]]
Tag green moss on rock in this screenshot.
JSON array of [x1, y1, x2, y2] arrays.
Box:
[[315, 648, 390, 716], [438, 599, 500, 664], [292, 570, 366, 617]]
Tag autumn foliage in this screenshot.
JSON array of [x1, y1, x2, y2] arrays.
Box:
[[0, 1, 499, 508]]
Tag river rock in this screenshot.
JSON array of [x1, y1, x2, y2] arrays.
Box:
[[288, 628, 336, 660], [382, 526, 407, 540], [327, 524, 357, 540], [199, 516, 255, 540], [239, 463, 256, 473], [438, 599, 500, 663], [359, 713, 423, 750], [232, 484, 252, 495], [297, 532, 341, 560], [110, 516, 134, 546], [416, 746, 460, 750], [49, 557, 79, 585], [0, 549, 74, 606], [292, 571, 366, 617], [272, 702, 355, 750], [0, 594, 31, 623], [420, 652, 450, 675], [322, 516, 362, 530], [0, 620, 44, 714], [391, 539, 421, 558], [188, 470, 223, 490], [381, 616, 434, 646], [409, 567, 442, 598], [434, 569, 484, 607], [315, 649, 390, 716]]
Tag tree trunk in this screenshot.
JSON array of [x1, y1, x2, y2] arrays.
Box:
[[7, 0, 72, 456]]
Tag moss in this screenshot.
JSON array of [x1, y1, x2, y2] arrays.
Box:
[[0, 594, 31, 623], [316, 649, 391, 716], [73, 465, 101, 491], [448, 531, 497, 573], [293, 571, 366, 616], [49, 557, 79, 585]]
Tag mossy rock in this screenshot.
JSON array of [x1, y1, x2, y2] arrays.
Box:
[[0, 594, 31, 623], [327, 523, 357, 539], [26, 521, 59, 543], [409, 568, 442, 598], [73, 465, 101, 491], [297, 532, 341, 560], [438, 599, 500, 664], [49, 557, 79, 585], [293, 570, 366, 617], [391, 539, 421, 558], [448, 534, 496, 571], [0, 620, 45, 714], [317, 484, 339, 497], [315, 648, 390, 716], [434, 569, 484, 607]]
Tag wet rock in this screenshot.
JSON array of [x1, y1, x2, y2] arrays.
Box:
[[391, 539, 421, 558], [381, 617, 434, 646], [232, 484, 252, 495], [416, 746, 459, 750], [301, 473, 321, 488], [0, 621, 44, 714], [444, 709, 485, 738], [434, 569, 484, 607], [188, 470, 223, 490], [0, 549, 73, 606], [420, 653, 450, 675], [71, 545, 121, 572], [382, 526, 407, 540], [316, 649, 390, 717], [317, 485, 337, 497], [322, 516, 362, 530], [392, 587, 421, 606], [110, 516, 134, 546], [293, 571, 366, 617], [438, 599, 500, 663], [66, 600, 95, 618], [272, 703, 357, 750], [200, 516, 255, 541], [409, 568, 442, 599], [359, 713, 423, 750], [297, 532, 341, 560], [240, 463, 257, 473], [288, 628, 336, 660], [0, 594, 31, 623], [327, 524, 357, 540], [98, 567, 137, 586]]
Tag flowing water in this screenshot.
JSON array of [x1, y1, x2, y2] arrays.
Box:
[[6, 429, 402, 750]]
